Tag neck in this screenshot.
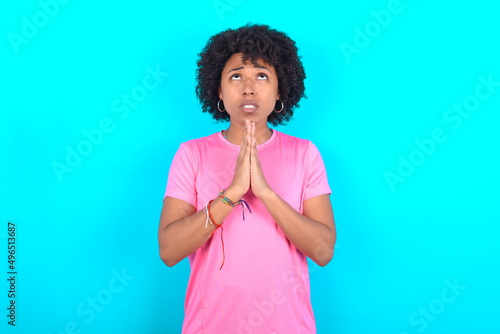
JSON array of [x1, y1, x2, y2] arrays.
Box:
[[225, 121, 273, 145]]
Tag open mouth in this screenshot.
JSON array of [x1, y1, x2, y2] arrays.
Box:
[[240, 102, 259, 112]]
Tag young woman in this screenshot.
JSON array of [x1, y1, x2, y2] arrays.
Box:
[[158, 24, 336, 333]]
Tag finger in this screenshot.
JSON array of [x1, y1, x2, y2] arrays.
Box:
[[250, 136, 258, 167], [247, 121, 252, 144], [239, 123, 251, 161], [240, 123, 248, 147], [242, 122, 252, 162], [252, 137, 258, 158]]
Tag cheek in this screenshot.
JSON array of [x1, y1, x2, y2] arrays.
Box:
[[265, 86, 279, 101], [221, 81, 239, 93], [219, 83, 231, 99], [268, 81, 279, 97]]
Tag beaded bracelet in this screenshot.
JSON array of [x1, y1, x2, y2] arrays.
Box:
[[218, 189, 252, 221]]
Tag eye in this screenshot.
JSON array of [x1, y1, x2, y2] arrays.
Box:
[[257, 73, 268, 80], [230, 73, 241, 80]]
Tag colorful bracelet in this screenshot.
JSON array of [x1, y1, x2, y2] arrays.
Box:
[[218, 189, 252, 221], [207, 199, 225, 270]]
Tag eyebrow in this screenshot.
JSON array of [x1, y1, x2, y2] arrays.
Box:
[[227, 65, 272, 74], [228, 66, 244, 73]]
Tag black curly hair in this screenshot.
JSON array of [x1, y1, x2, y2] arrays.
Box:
[[195, 24, 306, 126]]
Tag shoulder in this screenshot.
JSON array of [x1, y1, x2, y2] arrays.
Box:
[[182, 132, 219, 146], [170, 132, 220, 168], [274, 130, 308, 144], [274, 130, 317, 152], [178, 132, 220, 151]]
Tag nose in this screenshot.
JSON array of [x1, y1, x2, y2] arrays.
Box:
[[242, 78, 255, 96]]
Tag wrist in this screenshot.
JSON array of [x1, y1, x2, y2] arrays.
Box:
[[224, 185, 245, 201], [255, 187, 276, 203]]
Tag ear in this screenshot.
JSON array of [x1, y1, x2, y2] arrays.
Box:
[[218, 86, 223, 100], [277, 92, 281, 100]]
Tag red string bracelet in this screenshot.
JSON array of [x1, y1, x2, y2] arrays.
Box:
[[207, 199, 225, 270]]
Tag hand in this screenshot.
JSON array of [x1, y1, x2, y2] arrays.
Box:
[[226, 120, 252, 199], [249, 122, 273, 199]]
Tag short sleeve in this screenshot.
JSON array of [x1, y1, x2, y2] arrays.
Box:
[[304, 141, 331, 201], [164, 142, 198, 208]]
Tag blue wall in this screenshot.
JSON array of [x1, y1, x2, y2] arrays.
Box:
[[1, 1, 499, 333]]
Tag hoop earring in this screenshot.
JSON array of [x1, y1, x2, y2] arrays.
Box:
[[274, 100, 284, 113], [217, 100, 226, 112]]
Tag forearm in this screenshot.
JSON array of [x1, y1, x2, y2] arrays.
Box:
[[259, 191, 336, 266], [159, 210, 214, 267], [158, 188, 241, 267]]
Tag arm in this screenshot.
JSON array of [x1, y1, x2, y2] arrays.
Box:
[[158, 125, 252, 267], [158, 191, 240, 267], [248, 123, 336, 266], [258, 192, 336, 266]]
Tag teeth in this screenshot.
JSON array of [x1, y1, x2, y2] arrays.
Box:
[[243, 105, 255, 108]]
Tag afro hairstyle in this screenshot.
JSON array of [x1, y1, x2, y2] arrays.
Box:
[[195, 23, 306, 126]]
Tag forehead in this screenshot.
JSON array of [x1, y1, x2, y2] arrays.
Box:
[[222, 53, 274, 71]]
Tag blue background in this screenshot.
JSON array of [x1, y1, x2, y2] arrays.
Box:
[[1, 0, 499, 333]]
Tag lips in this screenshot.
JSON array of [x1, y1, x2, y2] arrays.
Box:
[[240, 101, 259, 113]]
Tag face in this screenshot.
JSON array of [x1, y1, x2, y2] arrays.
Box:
[[219, 53, 280, 125]]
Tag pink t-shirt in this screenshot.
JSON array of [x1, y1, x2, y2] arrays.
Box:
[[164, 130, 331, 334]]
